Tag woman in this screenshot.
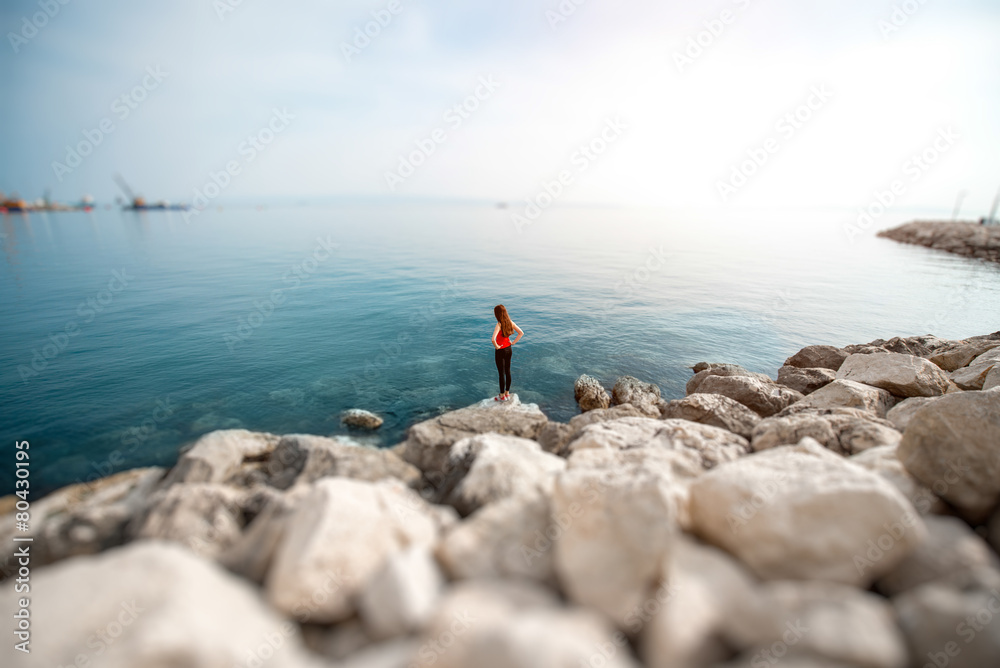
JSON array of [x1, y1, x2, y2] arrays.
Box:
[[492, 304, 523, 401]]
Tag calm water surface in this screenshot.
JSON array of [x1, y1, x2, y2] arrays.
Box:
[[2, 203, 998, 495]]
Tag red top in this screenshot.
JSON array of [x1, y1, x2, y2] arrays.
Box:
[[496, 327, 511, 349]]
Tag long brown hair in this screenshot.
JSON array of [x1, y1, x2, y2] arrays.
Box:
[[494, 304, 514, 337]]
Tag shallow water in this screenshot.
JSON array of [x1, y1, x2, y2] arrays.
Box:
[[2, 203, 998, 495]]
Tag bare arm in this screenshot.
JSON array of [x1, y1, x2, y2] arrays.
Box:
[[492, 323, 501, 349], [510, 321, 524, 345]]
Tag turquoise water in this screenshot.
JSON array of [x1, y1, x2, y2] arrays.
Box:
[[2, 203, 999, 496]]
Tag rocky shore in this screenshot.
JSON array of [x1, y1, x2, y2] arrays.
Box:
[[878, 221, 1000, 264], [3, 332, 1000, 668]]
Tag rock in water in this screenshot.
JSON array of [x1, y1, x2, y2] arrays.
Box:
[[265, 478, 453, 623], [689, 438, 925, 587], [898, 390, 1000, 523], [776, 365, 837, 395], [400, 395, 548, 475], [836, 352, 953, 397], [341, 408, 384, 429], [695, 374, 804, 417], [611, 375, 662, 415], [784, 344, 850, 371], [0, 541, 318, 668], [574, 374, 611, 412], [658, 393, 762, 440]]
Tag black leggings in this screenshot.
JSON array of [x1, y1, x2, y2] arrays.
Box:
[[495, 346, 512, 393]]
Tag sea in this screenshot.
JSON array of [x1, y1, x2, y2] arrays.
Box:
[[2, 202, 998, 496]]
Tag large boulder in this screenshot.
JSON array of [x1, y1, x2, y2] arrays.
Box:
[[884, 396, 943, 432], [568, 416, 750, 470], [536, 404, 648, 455], [784, 344, 850, 371], [266, 433, 419, 489], [399, 395, 548, 475], [574, 374, 611, 412], [776, 365, 837, 395], [436, 433, 565, 515], [751, 408, 901, 456], [836, 352, 953, 397], [611, 375, 662, 416], [643, 537, 773, 668], [756, 581, 908, 668], [687, 364, 774, 395], [658, 393, 762, 440], [422, 580, 639, 668], [0, 541, 318, 668], [689, 438, 925, 586], [126, 482, 249, 559], [898, 390, 1000, 523], [695, 374, 804, 417], [786, 379, 897, 418], [436, 489, 556, 584], [220, 484, 312, 583], [849, 446, 949, 516], [951, 364, 996, 391], [265, 478, 454, 623], [894, 570, 1000, 668], [162, 429, 279, 486], [552, 465, 677, 625], [5, 467, 164, 568], [357, 545, 444, 640], [928, 339, 1000, 371], [876, 514, 999, 596], [984, 365, 1000, 391], [565, 445, 710, 531]]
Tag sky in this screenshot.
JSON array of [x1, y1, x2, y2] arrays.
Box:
[[1, 0, 999, 213]]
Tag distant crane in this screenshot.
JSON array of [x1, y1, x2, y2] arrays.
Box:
[[951, 190, 968, 222], [113, 173, 188, 211], [987, 184, 1000, 226]]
